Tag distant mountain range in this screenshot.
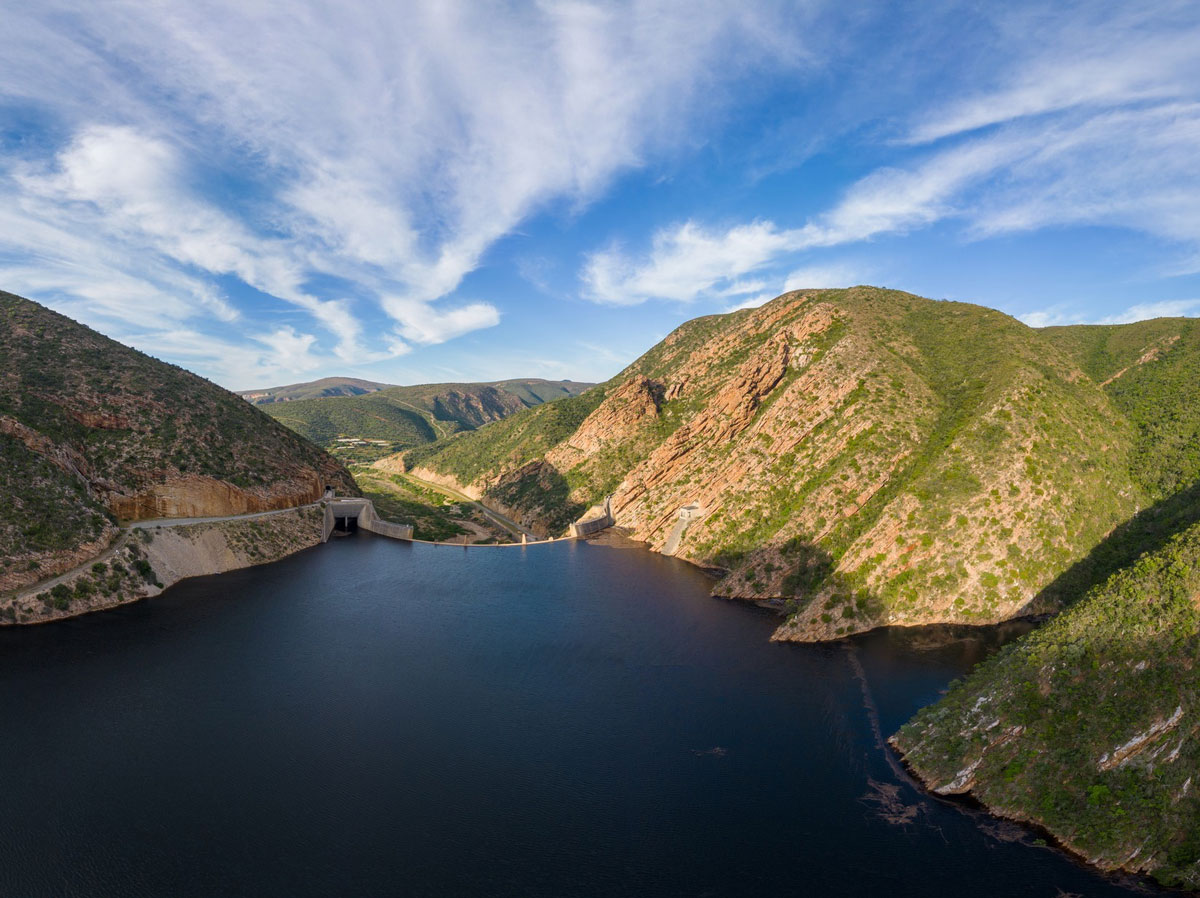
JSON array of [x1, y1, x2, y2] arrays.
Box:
[[239, 377, 392, 404], [248, 378, 595, 460]]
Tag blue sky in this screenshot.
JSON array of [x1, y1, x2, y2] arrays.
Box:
[[2, 1, 1199, 388]]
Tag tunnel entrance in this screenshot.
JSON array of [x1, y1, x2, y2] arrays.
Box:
[[333, 515, 358, 533]]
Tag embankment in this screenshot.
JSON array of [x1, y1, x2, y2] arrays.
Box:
[[1, 505, 326, 625]]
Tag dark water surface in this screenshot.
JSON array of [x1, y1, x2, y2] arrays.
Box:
[[1, 535, 1148, 897]]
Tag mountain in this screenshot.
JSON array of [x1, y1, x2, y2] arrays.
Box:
[[239, 376, 393, 404], [260, 378, 595, 461], [0, 290, 357, 597], [403, 286, 1174, 638], [490, 378, 595, 406], [892, 315, 1200, 890], [399, 288, 1200, 884]]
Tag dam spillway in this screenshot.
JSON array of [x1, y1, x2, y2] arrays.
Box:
[[322, 498, 414, 543]]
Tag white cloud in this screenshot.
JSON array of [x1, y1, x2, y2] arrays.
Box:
[[1018, 306, 1073, 329], [381, 297, 502, 346], [590, 22, 1200, 300], [119, 326, 325, 388], [906, 6, 1200, 144], [9, 125, 369, 360], [724, 292, 779, 313], [582, 220, 806, 305], [1100, 299, 1200, 324], [1020, 298, 1200, 329], [0, 1, 813, 381]]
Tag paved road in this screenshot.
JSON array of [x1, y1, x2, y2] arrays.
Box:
[[10, 504, 328, 601], [126, 503, 320, 529]]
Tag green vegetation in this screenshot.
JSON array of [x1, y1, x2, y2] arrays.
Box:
[[404, 390, 606, 484], [239, 376, 391, 404], [267, 399, 436, 457], [409, 287, 1144, 626], [261, 379, 594, 461], [895, 520, 1200, 889], [0, 290, 355, 590], [0, 433, 112, 556], [1043, 318, 1200, 500], [351, 467, 507, 542], [889, 314, 1200, 887], [407, 290, 1200, 879]]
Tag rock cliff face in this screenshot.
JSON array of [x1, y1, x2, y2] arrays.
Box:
[[109, 473, 329, 521], [433, 386, 527, 429], [0, 290, 356, 595], [403, 287, 1194, 640]]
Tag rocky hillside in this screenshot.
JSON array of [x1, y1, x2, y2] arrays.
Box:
[[892, 519, 1200, 890], [402, 287, 1198, 640], [0, 290, 356, 594], [262, 378, 594, 461]]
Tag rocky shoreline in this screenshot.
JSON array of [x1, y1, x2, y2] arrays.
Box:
[[1, 506, 325, 626]]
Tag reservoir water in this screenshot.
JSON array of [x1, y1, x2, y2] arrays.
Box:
[[1, 534, 1148, 897]]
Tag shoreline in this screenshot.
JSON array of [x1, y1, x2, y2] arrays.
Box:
[[887, 740, 1168, 894], [1, 505, 326, 627]]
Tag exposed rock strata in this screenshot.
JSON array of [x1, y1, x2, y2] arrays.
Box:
[[404, 287, 1147, 641], [109, 473, 328, 521]]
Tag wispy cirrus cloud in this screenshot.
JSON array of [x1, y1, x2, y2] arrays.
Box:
[[904, 4, 1200, 145], [1020, 298, 1200, 329], [0, 0, 815, 383], [580, 3, 1200, 311], [1099, 299, 1200, 324], [782, 263, 868, 291]]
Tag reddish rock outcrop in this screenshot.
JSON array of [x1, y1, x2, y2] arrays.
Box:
[[108, 472, 328, 521]]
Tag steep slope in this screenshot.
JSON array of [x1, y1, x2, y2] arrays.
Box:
[[1026, 318, 1200, 608], [0, 290, 355, 594], [263, 379, 594, 460], [892, 519, 1200, 890], [1042, 318, 1200, 502], [239, 376, 392, 404], [887, 315, 1200, 889], [403, 287, 1147, 639]]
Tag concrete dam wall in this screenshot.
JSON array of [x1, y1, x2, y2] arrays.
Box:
[[569, 496, 615, 538], [323, 499, 414, 543]]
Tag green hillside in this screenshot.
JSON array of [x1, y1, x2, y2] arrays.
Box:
[[888, 314, 1200, 888], [403, 289, 1200, 884], [263, 379, 594, 461], [0, 290, 355, 594], [404, 287, 1148, 637], [1043, 318, 1200, 500], [893, 518, 1200, 889]]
